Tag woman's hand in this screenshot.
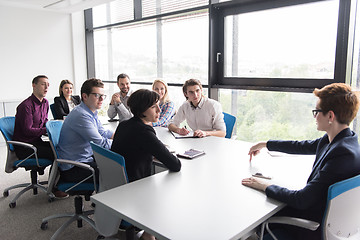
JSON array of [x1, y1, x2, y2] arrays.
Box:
[[242, 177, 271, 192], [248, 141, 267, 162]]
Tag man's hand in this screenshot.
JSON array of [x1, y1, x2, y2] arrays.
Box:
[[193, 130, 207, 138], [177, 127, 190, 136], [110, 93, 121, 105]]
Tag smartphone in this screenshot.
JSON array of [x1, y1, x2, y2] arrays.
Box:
[[252, 172, 272, 180]]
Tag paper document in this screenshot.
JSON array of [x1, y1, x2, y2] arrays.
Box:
[[170, 130, 196, 139]]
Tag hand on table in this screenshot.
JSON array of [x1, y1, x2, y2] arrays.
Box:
[[193, 130, 207, 138], [242, 177, 270, 192]]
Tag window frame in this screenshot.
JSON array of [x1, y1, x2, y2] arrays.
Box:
[[209, 0, 352, 93]]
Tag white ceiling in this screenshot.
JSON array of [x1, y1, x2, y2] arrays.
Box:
[[0, 0, 115, 13]]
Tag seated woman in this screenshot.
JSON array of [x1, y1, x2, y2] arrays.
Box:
[[54, 79, 81, 119], [242, 83, 360, 240], [111, 89, 181, 240], [151, 79, 175, 127]]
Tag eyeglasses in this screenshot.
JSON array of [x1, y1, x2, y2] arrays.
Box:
[[89, 93, 107, 100], [312, 109, 323, 117]]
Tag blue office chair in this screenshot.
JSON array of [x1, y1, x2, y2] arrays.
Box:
[[259, 174, 360, 240], [50, 103, 58, 120], [41, 120, 98, 240], [223, 112, 236, 139], [91, 142, 134, 239], [0, 116, 53, 208]]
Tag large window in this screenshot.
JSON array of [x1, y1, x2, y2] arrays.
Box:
[[224, 1, 338, 79], [210, 0, 352, 91], [86, 0, 360, 142]]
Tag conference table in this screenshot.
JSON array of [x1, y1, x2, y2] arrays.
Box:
[[91, 126, 315, 240]]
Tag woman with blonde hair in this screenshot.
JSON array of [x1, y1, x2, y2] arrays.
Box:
[[151, 79, 175, 127]]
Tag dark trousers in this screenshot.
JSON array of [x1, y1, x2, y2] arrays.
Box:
[[14, 140, 54, 161], [13, 139, 58, 191], [60, 161, 99, 185]]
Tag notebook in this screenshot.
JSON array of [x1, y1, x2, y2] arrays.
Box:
[[170, 130, 196, 139], [177, 149, 205, 159]]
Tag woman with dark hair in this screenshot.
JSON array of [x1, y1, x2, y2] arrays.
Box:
[[111, 89, 181, 240], [111, 89, 181, 182], [54, 79, 81, 119], [242, 83, 360, 240]]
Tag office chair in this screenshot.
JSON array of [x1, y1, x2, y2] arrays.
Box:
[[50, 103, 58, 120], [223, 112, 236, 139], [0, 116, 53, 208], [41, 120, 98, 240], [91, 141, 134, 239], [259, 174, 360, 240]]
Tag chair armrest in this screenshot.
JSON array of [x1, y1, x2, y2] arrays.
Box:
[[57, 159, 95, 171], [7, 140, 37, 151], [266, 217, 320, 231], [56, 159, 97, 193], [260, 216, 319, 240]]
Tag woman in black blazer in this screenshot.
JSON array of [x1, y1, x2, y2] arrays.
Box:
[[54, 80, 81, 120], [242, 83, 360, 240]]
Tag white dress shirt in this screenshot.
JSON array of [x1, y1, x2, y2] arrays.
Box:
[[171, 97, 226, 132]]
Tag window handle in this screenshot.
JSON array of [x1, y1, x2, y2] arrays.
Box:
[[216, 52, 221, 63]]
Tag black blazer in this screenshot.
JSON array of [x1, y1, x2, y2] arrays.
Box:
[[265, 128, 360, 239], [53, 95, 81, 120]]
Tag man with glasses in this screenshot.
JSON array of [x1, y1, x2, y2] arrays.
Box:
[[57, 78, 114, 184], [107, 73, 133, 122]]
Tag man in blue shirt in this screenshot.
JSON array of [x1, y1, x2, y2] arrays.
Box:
[[57, 78, 113, 183]]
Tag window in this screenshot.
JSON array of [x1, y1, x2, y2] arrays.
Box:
[[224, 2, 338, 79], [92, 9, 208, 85], [210, 0, 351, 91], [219, 89, 323, 141]]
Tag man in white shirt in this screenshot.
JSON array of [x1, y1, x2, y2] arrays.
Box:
[[168, 79, 226, 138], [107, 73, 133, 122]]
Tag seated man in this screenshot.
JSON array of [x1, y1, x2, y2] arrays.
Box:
[[168, 79, 226, 138], [107, 73, 133, 122], [13, 75, 68, 199], [57, 78, 114, 184]]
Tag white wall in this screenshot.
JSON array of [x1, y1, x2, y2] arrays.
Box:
[[0, 5, 87, 104]]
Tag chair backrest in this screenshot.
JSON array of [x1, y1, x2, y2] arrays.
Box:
[[90, 141, 128, 192], [50, 103, 57, 120], [46, 120, 63, 159], [0, 116, 15, 151], [223, 112, 236, 139], [323, 174, 360, 240], [90, 141, 129, 237], [45, 120, 63, 194], [0, 116, 19, 173]]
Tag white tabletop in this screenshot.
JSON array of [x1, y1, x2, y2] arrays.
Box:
[[91, 127, 314, 240]]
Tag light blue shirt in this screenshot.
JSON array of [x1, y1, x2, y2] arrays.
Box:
[[57, 102, 113, 171]]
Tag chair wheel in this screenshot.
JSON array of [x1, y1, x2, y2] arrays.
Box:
[[9, 202, 16, 208], [41, 222, 48, 230], [97, 235, 105, 240], [48, 197, 55, 203], [3, 191, 9, 197]]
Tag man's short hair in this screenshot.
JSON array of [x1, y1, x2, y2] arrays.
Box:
[[32, 75, 48, 84], [80, 78, 104, 101], [127, 89, 160, 118], [117, 73, 130, 83], [182, 79, 202, 94]]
